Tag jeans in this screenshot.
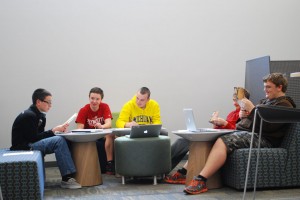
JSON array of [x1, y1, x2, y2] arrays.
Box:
[[171, 137, 190, 170], [30, 136, 76, 176]]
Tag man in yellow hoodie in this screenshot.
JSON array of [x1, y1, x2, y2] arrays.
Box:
[[116, 87, 162, 128]]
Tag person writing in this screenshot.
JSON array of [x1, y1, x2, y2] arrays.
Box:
[[184, 73, 296, 195], [165, 88, 250, 184], [75, 87, 114, 174], [11, 88, 81, 189], [116, 87, 162, 128]]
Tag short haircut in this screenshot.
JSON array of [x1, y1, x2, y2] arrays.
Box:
[[263, 73, 288, 93], [139, 87, 151, 98], [32, 88, 52, 105], [89, 87, 104, 99]]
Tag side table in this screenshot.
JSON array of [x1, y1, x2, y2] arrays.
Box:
[[59, 130, 111, 186], [172, 129, 233, 189]]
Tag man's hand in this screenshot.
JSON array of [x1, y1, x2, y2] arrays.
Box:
[[209, 111, 219, 123], [52, 123, 69, 133], [211, 118, 228, 126], [239, 98, 255, 112], [125, 121, 139, 128], [239, 110, 250, 119]]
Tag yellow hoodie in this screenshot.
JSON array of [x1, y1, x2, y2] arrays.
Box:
[[116, 95, 162, 128]]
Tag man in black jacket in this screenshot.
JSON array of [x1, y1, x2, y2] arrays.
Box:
[[11, 88, 81, 189]]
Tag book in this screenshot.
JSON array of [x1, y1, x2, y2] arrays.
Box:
[[71, 129, 103, 133], [234, 87, 245, 100]]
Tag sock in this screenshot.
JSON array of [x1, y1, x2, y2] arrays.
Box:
[[177, 168, 187, 175], [197, 175, 207, 182]]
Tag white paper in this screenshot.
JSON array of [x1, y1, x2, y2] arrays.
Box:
[[65, 113, 78, 124]]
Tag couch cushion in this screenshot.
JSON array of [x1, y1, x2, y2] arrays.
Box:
[[0, 149, 44, 200], [222, 148, 287, 189]]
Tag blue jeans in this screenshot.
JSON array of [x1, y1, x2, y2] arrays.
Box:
[[30, 136, 76, 176]]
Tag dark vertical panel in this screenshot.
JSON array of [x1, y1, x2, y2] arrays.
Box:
[[245, 56, 270, 105]]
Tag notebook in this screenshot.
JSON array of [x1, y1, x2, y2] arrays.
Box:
[[129, 124, 162, 138], [183, 108, 217, 132]]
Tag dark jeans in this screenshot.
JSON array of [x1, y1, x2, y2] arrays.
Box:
[[96, 138, 107, 173], [171, 137, 190, 170]]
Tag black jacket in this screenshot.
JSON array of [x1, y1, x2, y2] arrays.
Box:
[[10, 105, 55, 150], [236, 96, 296, 147]]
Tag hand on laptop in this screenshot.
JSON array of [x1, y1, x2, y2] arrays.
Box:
[[125, 121, 139, 128]]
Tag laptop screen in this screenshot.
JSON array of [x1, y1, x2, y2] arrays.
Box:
[[183, 108, 197, 131], [130, 124, 162, 138]]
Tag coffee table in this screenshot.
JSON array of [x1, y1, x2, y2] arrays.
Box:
[[172, 129, 234, 189], [58, 129, 111, 186]]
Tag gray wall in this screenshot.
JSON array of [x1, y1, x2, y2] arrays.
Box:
[[1, 0, 300, 161]]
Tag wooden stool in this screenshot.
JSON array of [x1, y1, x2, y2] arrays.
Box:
[[186, 141, 222, 189], [71, 141, 102, 186]]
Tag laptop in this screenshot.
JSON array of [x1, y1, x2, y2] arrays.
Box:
[[183, 108, 217, 132], [129, 124, 162, 138]]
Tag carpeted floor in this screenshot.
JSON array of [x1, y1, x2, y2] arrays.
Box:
[[44, 162, 300, 200]]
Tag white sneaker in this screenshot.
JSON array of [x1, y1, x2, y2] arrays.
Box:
[[61, 178, 82, 189]]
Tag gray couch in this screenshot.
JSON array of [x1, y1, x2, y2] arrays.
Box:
[[222, 122, 300, 189]]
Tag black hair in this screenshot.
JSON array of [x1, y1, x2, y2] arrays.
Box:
[[244, 89, 250, 99], [32, 88, 52, 105], [89, 87, 104, 99]]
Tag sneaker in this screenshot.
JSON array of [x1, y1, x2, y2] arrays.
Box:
[[184, 176, 208, 195], [61, 178, 82, 189], [106, 161, 115, 175], [164, 171, 186, 184]]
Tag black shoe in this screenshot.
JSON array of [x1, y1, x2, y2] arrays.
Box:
[[106, 161, 115, 175]]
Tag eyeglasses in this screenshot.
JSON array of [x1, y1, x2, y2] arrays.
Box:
[[42, 100, 52, 105]]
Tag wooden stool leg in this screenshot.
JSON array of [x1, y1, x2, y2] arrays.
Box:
[[71, 141, 102, 186], [186, 141, 222, 189]]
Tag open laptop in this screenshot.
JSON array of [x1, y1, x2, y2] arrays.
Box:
[[129, 124, 162, 138], [183, 108, 217, 132]]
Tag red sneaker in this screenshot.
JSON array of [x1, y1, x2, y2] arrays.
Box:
[[184, 176, 208, 195], [164, 171, 186, 184]]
